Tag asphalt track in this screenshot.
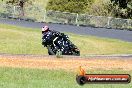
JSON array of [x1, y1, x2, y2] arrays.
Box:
[[0, 18, 132, 42]]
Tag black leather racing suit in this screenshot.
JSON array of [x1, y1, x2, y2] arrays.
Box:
[[42, 30, 69, 51]]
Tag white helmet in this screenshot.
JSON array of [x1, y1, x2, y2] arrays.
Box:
[[42, 26, 49, 32]]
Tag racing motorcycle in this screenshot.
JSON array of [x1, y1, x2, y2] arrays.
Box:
[[42, 31, 80, 56]]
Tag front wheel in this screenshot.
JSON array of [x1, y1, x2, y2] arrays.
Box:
[[47, 46, 56, 55]]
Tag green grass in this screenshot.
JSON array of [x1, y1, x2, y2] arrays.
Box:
[[0, 24, 47, 54], [0, 24, 132, 55], [0, 67, 131, 88]]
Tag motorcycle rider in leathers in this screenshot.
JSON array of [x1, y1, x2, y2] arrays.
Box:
[[42, 25, 69, 53]]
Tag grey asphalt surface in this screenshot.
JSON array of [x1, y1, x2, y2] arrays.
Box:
[[0, 18, 132, 42]]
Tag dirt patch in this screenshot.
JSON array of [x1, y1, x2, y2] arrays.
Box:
[[0, 55, 132, 71]]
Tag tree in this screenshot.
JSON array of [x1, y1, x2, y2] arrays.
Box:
[[84, 0, 112, 16], [6, 0, 28, 16], [46, 0, 92, 13], [110, 0, 132, 18], [111, 0, 130, 9], [112, 0, 131, 10]]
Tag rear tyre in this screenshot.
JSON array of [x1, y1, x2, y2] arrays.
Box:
[[76, 51, 80, 56], [72, 51, 80, 56]]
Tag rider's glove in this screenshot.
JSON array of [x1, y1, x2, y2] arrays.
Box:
[[42, 42, 47, 47], [42, 42, 45, 45], [60, 33, 64, 36]]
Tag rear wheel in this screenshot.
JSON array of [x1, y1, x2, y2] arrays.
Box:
[[71, 45, 80, 56], [72, 51, 80, 56]]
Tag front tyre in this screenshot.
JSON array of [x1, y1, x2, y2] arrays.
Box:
[[47, 46, 56, 55]]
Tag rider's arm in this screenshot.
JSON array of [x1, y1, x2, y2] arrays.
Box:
[[42, 32, 53, 47], [42, 35, 47, 46], [52, 30, 69, 41], [42, 34, 49, 47]]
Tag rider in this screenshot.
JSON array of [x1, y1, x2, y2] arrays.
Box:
[[42, 25, 69, 50]]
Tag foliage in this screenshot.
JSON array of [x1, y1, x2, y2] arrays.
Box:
[[110, 0, 132, 19], [84, 0, 113, 16], [46, 0, 93, 13], [5, 0, 27, 5], [46, 0, 132, 19], [111, 0, 130, 9], [2, 0, 131, 19]]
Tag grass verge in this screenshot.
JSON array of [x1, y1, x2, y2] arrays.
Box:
[[0, 24, 132, 55], [0, 67, 131, 88]]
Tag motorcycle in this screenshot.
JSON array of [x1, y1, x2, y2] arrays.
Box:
[[42, 31, 80, 56]]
